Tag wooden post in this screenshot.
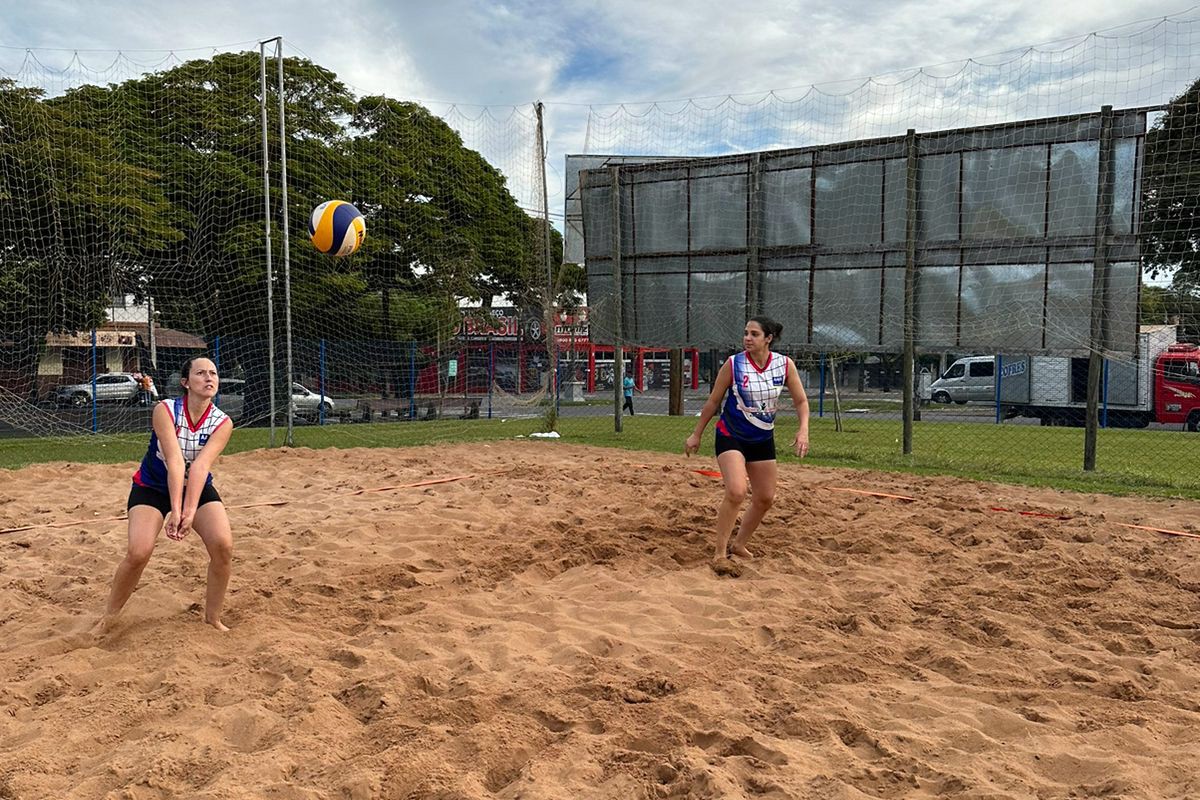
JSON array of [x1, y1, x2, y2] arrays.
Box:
[[610, 165, 623, 433], [902, 128, 918, 455], [1085, 106, 1115, 471], [669, 348, 683, 415]]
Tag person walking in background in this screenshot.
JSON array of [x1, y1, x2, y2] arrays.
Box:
[[623, 365, 641, 415]]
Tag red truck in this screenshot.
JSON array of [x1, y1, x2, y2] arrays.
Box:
[[999, 325, 1200, 430]]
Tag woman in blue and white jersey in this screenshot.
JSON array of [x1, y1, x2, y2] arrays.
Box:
[[685, 317, 810, 566], [98, 356, 235, 632]]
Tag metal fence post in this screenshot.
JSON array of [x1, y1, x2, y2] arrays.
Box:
[[409, 341, 417, 420], [91, 328, 98, 434]]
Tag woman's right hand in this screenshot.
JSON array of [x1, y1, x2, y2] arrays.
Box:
[[166, 512, 190, 541], [684, 434, 701, 457]]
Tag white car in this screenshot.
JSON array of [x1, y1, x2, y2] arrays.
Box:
[[54, 373, 158, 407], [217, 379, 334, 422]]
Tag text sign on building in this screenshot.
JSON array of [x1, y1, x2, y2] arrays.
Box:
[[46, 331, 137, 348]]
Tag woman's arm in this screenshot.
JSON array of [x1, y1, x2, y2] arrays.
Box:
[[785, 358, 810, 458], [151, 402, 187, 532], [176, 420, 233, 536], [684, 359, 733, 455]]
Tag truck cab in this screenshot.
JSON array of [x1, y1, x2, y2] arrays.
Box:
[[1154, 343, 1200, 431]]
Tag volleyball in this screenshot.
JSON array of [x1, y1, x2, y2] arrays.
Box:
[[309, 200, 366, 257]]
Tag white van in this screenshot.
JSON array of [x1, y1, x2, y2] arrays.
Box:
[[929, 356, 995, 404]]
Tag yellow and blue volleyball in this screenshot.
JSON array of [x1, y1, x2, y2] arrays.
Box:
[[308, 200, 366, 257]]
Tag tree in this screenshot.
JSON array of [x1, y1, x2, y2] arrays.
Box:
[[4, 55, 559, 416], [1141, 281, 1200, 339], [53, 53, 358, 343], [0, 79, 178, 399], [349, 97, 537, 314], [1142, 77, 1200, 283]]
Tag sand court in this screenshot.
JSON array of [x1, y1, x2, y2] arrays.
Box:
[[2, 441, 1199, 798]]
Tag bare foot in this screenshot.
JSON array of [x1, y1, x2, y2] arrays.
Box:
[[90, 614, 118, 636], [711, 558, 742, 578], [729, 544, 754, 559], [205, 618, 231, 632]]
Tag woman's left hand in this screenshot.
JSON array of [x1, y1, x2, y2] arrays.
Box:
[[794, 432, 809, 458]]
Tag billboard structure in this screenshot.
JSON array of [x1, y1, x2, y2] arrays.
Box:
[[564, 154, 691, 266], [579, 107, 1147, 358]]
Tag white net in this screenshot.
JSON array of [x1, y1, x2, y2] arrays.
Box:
[[1, 12, 1198, 489], [0, 44, 560, 443], [570, 12, 1200, 485]]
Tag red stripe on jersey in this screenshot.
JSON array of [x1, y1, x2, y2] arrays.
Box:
[[745, 351, 772, 373], [184, 400, 213, 432]]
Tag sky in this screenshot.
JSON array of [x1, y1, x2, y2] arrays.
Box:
[[2, 1, 1198, 228]]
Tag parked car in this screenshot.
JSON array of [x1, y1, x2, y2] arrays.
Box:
[[929, 356, 996, 404], [291, 382, 335, 420], [54, 372, 159, 407], [215, 379, 334, 422]]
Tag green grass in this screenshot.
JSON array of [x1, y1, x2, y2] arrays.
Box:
[[2, 415, 1197, 499]]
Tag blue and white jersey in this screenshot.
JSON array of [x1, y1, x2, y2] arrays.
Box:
[[133, 397, 230, 492], [716, 351, 788, 443]]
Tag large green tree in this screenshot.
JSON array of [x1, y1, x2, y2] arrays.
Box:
[[4, 54, 559, 412], [0, 79, 178, 398], [349, 97, 541, 329], [1142, 77, 1200, 283]]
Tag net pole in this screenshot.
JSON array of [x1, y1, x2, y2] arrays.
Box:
[[1084, 105, 1115, 471], [259, 39, 277, 447], [276, 38, 294, 447], [536, 102, 556, 427]]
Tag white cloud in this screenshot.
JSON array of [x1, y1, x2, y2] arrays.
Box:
[[2, 0, 1196, 219]]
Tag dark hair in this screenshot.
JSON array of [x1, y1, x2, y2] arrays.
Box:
[[748, 316, 783, 343]]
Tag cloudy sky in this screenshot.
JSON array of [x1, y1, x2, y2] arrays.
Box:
[[3, 1, 1198, 218]]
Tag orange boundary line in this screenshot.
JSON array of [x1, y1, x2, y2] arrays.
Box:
[[989, 507, 1072, 520], [5, 468, 1196, 545], [347, 473, 478, 496], [827, 487, 916, 502], [1117, 523, 1200, 540]]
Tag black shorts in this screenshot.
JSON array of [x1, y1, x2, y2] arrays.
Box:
[[127, 482, 222, 516], [715, 431, 776, 463]]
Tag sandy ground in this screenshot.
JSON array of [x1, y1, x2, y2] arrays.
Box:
[[1, 441, 1198, 799]]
